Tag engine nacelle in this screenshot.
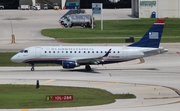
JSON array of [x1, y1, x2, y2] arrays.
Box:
[[62, 60, 78, 69]]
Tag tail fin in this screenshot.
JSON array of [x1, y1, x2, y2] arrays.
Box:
[[128, 19, 165, 48]]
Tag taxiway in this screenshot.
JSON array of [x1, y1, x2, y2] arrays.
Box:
[[0, 9, 180, 111]]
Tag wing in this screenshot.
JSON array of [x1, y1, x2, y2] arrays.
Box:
[[70, 49, 111, 65]]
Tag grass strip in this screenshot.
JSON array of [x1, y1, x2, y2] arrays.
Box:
[[0, 84, 135, 109], [41, 18, 180, 43], [59, 37, 180, 43]]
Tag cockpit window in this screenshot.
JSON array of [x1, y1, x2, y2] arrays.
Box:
[[19, 50, 28, 53], [19, 50, 24, 53], [24, 50, 28, 53]]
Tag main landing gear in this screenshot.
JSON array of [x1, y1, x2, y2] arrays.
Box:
[[85, 65, 91, 71], [30, 63, 34, 71]]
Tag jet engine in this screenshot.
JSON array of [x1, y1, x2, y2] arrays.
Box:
[[62, 60, 79, 68]]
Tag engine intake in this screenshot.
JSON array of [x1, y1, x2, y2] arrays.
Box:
[[62, 60, 77, 69]]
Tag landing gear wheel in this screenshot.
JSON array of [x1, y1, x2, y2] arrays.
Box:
[[30, 63, 35, 71], [85, 65, 91, 71], [31, 67, 34, 71], [64, 25, 68, 28]]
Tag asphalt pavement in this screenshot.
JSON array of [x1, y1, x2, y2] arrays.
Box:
[[0, 9, 180, 111]]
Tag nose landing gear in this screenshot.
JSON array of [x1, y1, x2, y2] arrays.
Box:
[[30, 63, 34, 71]]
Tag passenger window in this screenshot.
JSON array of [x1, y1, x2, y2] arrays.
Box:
[[92, 51, 94, 53], [49, 51, 51, 53], [84, 51, 86, 53], [53, 51, 55, 53], [70, 51, 72, 53], [66, 51, 68, 53], [74, 51, 76, 53], [118, 51, 120, 53], [96, 51, 98, 53], [45, 51, 47, 53], [79, 51, 81, 53], [62, 51, 64, 53], [113, 51, 115, 53], [101, 51, 103, 53], [57, 51, 59, 53], [88, 51, 90, 53]]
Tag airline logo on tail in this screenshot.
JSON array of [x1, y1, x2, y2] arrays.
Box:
[[149, 32, 159, 39]]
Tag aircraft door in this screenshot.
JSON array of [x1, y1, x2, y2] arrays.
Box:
[[35, 47, 41, 58], [120, 47, 127, 58], [120, 51, 126, 58]]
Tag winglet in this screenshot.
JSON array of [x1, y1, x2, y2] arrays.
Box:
[[103, 49, 111, 57]]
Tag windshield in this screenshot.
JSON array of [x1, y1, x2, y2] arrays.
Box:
[[19, 50, 28, 53], [19, 50, 24, 53]]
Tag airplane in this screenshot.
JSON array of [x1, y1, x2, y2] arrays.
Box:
[[11, 19, 168, 71]]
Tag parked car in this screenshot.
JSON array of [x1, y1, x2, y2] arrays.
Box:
[[20, 5, 30, 10], [53, 3, 59, 10], [44, 4, 48, 10], [35, 3, 41, 10], [0, 4, 4, 9]]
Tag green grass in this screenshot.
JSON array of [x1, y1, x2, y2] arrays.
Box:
[[0, 84, 135, 108], [0, 52, 24, 66], [41, 18, 180, 43]]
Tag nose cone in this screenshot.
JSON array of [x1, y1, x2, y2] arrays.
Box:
[[11, 55, 18, 63]]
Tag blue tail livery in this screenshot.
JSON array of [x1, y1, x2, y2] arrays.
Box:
[[129, 19, 165, 48]]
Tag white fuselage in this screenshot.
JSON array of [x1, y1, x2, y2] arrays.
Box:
[[11, 46, 162, 65]]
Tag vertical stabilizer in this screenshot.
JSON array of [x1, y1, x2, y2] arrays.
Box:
[[129, 19, 165, 48]]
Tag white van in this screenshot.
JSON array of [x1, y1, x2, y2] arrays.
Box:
[[63, 14, 93, 28]]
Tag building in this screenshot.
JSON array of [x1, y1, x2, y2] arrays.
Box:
[[0, 0, 19, 9], [80, 0, 131, 9], [0, 0, 131, 9], [132, 0, 180, 18]]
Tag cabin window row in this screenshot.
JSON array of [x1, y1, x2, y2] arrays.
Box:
[[44, 51, 120, 54]]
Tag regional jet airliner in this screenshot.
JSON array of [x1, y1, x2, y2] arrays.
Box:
[[11, 19, 168, 71]]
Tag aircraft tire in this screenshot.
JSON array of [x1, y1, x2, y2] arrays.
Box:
[[31, 67, 34, 71], [85, 65, 91, 71]]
